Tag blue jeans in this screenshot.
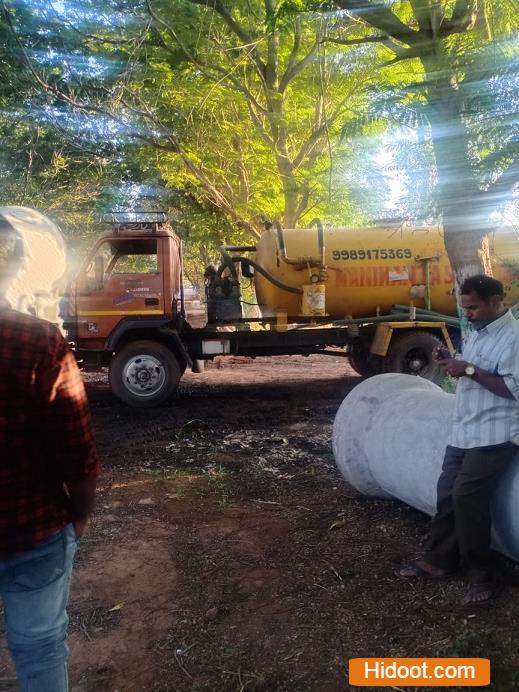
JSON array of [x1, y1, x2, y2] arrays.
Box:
[[0, 524, 77, 692]]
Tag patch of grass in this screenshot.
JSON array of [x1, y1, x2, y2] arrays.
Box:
[[449, 625, 483, 657], [271, 481, 289, 498], [439, 374, 457, 393], [166, 419, 206, 444], [206, 465, 235, 506], [142, 467, 198, 480]]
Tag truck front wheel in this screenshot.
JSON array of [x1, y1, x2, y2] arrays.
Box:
[[384, 331, 444, 383], [109, 340, 182, 407]]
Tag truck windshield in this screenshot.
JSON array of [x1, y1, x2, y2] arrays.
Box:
[[84, 239, 159, 279], [79, 238, 159, 294], [108, 238, 158, 274]]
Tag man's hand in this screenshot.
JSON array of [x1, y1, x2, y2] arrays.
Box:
[[73, 517, 89, 539], [432, 345, 453, 362], [433, 345, 466, 377], [436, 357, 469, 378], [64, 478, 97, 537]]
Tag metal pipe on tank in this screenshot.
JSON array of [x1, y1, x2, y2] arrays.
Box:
[[332, 374, 519, 562], [308, 218, 325, 268], [393, 304, 458, 320], [391, 305, 461, 328], [272, 221, 321, 267]]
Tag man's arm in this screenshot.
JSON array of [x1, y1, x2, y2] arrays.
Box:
[[436, 357, 515, 399], [65, 478, 98, 538], [471, 364, 514, 398], [39, 328, 100, 536]]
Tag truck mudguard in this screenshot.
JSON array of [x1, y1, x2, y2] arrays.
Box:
[[106, 317, 172, 351]]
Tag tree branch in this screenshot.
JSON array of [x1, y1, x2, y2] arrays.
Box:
[[146, 0, 199, 64], [380, 44, 428, 66], [292, 83, 356, 169], [284, 16, 302, 79], [146, 0, 269, 116], [451, 0, 477, 25], [186, 0, 267, 79], [408, 0, 431, 32], [441, 0, 477, 35], [320, 33, 389, 46], [279, 42, 318, 93], [246, 101, 275, 148], [333, 1, 421, 46]]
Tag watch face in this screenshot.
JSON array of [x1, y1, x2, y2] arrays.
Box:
[[465, 365, 476, 376]]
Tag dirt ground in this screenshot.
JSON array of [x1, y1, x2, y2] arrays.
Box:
[[2, 354, 519, 691]]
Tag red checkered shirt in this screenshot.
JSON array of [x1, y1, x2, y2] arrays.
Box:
[[0, 300, 100, 556]]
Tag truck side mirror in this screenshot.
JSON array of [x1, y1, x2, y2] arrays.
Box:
[[94, 255, 105, 289]]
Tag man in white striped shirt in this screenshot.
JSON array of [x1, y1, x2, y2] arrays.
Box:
[[399, 275, 519, 604]]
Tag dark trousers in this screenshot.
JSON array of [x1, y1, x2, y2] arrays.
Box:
[[424, 443, 516, 584]]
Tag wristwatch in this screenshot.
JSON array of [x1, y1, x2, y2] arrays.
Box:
[[465, 364, 476, 377]]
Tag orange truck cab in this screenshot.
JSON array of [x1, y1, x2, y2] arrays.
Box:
[[64, 212, 195, 405]]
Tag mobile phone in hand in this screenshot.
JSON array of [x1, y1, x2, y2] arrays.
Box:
[[434, 346, 451, 361]]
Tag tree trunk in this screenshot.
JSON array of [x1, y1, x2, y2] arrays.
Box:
[[274, 149, 300, 227], [422, 57, 494, 337], [282, 172, 301, 228], [423, 68, 493, 251]]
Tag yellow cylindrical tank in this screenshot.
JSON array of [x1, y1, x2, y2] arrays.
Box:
[[253, 226, 519, 319]]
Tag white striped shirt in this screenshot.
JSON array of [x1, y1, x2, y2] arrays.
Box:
[[448, 310, 519, 449]]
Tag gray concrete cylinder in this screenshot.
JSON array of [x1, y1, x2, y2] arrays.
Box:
[[332, 373, 519, 562]]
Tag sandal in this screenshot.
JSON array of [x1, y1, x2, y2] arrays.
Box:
[[396, 560, 450, 580]]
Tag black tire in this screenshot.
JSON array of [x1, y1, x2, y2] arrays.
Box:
[[384, 331, 444, 383], [348, 343, 382, 376], [109, 340, 182, 407]]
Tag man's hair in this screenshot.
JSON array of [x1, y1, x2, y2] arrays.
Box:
[[460, 274, 504, 300]]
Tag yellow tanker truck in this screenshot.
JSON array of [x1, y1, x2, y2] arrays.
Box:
[[56, 212, 519, 406], [8, 207, 518, 406]]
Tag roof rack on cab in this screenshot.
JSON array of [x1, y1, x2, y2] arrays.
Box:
[[102, 211, 168, 234]]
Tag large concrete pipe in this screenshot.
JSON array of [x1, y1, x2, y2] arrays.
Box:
[[332, 374, 519, 562]]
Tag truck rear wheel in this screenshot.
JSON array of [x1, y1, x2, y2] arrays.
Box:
[[384, 331, 443, 383], [109, 340, 182, 407], [348, 343, 382, 376]]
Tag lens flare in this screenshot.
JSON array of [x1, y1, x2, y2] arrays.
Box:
[[0, 207, 67, 324]]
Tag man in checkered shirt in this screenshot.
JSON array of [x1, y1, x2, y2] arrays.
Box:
[[0, 212, 100, 691]]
